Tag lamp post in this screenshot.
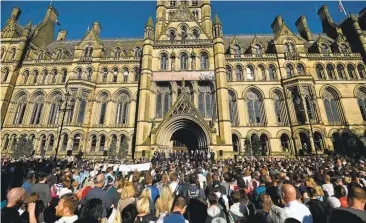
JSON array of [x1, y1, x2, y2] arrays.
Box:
[[55, 91, 71, 159], [295, 95, 318, 158]]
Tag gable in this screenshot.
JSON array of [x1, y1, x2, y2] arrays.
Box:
[[274, 24, 302, 44]]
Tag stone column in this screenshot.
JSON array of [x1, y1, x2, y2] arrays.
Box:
[[129, 99, 136, 126]]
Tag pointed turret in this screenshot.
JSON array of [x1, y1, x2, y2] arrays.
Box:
[[22, 20, 32, 37], [146, 15, 154, 28], [213, 13, 222, 25]]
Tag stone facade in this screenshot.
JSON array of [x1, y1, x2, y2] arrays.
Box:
[[1, 1, 366, 158]]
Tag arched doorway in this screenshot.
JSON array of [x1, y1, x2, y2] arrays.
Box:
[[260, 134, 270, 155], [280, 134, 291, 153], [232, 134, 240, 152], [299, 132, 311, 154], [332, 132, 343, 153], [171, 129, 198, 152], [313, 132, 324, 151]]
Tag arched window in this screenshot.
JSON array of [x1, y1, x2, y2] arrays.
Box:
[[48, 95, 62, 125], [134, 47, 142, 57], [61, 70, 67, 83], [273, 91, 287, 124], [39, 135, 46, 152], [316, 64, 326, 79], [133, 67, 140, 82], [116, 92, 130, 124], [296, 64, 305, 75], [228, 91, 238, 126], [30, 95, 44, 124], [232, 134, 240, 152], [73, 134, 80, 151], [156, 83, 172, 118], [84, 46, 93, 57], [99, 101, 107, 125], [280, 134, 290, 152], [226, 66, 232, 81], [246, 65, 254, 80], [339, 43, 348, 54], [2, 67, 9, 83], [323, 88, 343, 124], [112, 68, 118, 83], [2, 135, 10, 150], [336, 65, 346, 79], [33, 70, 39, 84], [180, 53, 188, 70], [259, 65, 266, 80], [246, 89, 265, 124], [51, 69, 57, 83], [123, 68, 129, 82], [254, 44, 262, 55], [68, 99, 75, 123], [192, 0, 198, 6], [86, 68, 92, 81], [347, 64, 356, 79], [198, 83, 214, 118], [313, 132, 324, 151], [357, 64, 366, 79], [42, 70, 48, 84], [200, 52, 208, 69], [286, 64, 294, 78], [90, 135, 97, 152], [304, 95, 317, 121], [169, 30, 176, 41], [114, 47, 121, 58], [170, 0, 176, 7], [285, 42, 295, 52], [235, 65, 243, 81], [268, 65, 276, 80], [180, 26, 187, 40], [102, 68, 108, 83], [61, 134, 68, 151], [356, 88, 366, 121], [10, 48, 16, 61], [23, 70, 29, 84], [77, 99, 87, 124], [76, 68, 82, 79], [320, 43, 329, 54], [1, 48, 4, 60], [56, 49, 62, 59], [193, 29, 199, 40], [233, 45, 240, 56], [48, 135, 54, 151], [99, 135, 106, 151], [260, 134, 269, 155], [161, 53, 168, 70], [326, 64, 336, 79], [13, 95, 27, 125]]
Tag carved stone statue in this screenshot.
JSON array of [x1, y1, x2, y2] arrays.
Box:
[[191, 57, 196, 70], [171, 57, 175, 71]]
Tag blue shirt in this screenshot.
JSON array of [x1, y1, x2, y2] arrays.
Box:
[[21, 182, 33, 195], [255, 185, 267, 201], [148, 185, 160, 202], [164, 212, 186, 223]]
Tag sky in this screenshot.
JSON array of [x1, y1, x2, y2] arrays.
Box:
[[1, 1, 365, 40]]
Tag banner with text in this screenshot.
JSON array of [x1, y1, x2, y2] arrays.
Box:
[[153, 71, 215, 81]]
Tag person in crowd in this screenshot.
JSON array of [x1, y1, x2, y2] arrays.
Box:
[[206, 192, 227, 223], [322, 175, 334, 198], [119, 182, 136, 212], [1, 187, 26, 223], [59, 177, 72, 197], [75, 198, 103, 223], [84, 173, 112, 218], [228, 191, 247, 222], [155, 185, 174, 220], [248, 171, 260, 196], [145, 172, 160, 203], [306, 187, 329, 223], [328, 186, 366, 223], [254, 175, 267, 205], [55, 194, 79, 223], [132, 171, 143, 198], [134, 197, 156, 223], [253, 193, 288, 223], [162, 196, 187, 223], [72, 170, 81, 185], [282, 184, 313, 223], [47, 168, 59, 187], [334, 185, 348, 208], [169, 172, 181, 196], [108, 178, 124, 208], [31, 172, 52, 207], [104, 167, 115, 187], [22, 173, 35, 196]]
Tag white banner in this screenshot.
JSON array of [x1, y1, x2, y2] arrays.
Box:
[[118, 162, 151, 172]]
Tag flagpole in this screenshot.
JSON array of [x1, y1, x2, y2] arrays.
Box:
[[339, 0, 348, 17]]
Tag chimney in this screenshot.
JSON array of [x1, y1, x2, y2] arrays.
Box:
[[57, 30, 68, 41], [92, 21, 101, 36], [295, 16, 313, 41], [318, 5, 333, 23], [271, 15, 284, 34], [11, 7, 21, 21], [45, 5, 58, 23]]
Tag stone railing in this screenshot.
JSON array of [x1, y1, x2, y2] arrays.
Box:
[[155, 39, 213, 45], [284, 52, 301, 60], [306, 53, 361, 58], [225, 53, 277, 59]]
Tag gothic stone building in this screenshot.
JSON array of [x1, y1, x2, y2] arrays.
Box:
[[1, 1, 366, 158]]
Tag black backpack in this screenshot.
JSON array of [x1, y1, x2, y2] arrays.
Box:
[[121, 203, 138, 223]]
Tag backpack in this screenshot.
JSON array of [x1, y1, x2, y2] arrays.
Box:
[[218, 195, 230, 222], [121, 203, 138, 223], [187, 187, 200, 200]]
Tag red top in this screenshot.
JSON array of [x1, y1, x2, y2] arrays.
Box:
[[339, 196, 348, 208]]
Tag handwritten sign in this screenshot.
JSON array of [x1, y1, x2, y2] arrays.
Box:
[[153, 71, 215, 81]]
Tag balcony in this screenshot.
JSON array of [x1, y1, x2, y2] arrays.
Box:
[[78, 57, 93, 64], [284, 52, 301, 60], [306, 53, 362, 60], [225, 53, 277, 59], [155, 39, 213, 46]]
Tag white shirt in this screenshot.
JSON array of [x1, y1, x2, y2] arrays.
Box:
[[170, 181, 179, 195], [284, 200, 313, 223], [322, 183, 334, 197], [198, 174, 206, 189], [55, 215, 78, 223]]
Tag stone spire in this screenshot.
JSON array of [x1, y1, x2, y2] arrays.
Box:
[[146, 14, 154, 28], [213, 13, 221, 25]]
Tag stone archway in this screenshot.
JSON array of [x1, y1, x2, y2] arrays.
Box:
[[156, 116, 210, 152]]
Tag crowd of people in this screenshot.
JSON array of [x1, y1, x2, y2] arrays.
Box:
[[1, 152, 366, 223]]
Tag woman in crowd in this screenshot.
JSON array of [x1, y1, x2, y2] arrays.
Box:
[[118, 182, 136, 212], [134, 197, 156, 223], [155, 185, 174, 220]]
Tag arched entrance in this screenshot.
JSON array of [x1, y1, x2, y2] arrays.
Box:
[[156, 116, 210, 152], [299, 132, 311, 154]]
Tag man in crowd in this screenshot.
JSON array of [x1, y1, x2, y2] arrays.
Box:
[[1, 187, 26, 222], [163, 196, 187, 223], [21, 173, 35, 196], [84, 174, 112, 218], [55, 194, 79, 223], [282, 184, 313, 223], [31, 172, 52, 206]]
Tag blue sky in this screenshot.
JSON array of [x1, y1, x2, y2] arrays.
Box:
[[1, 1, 365, 40]]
